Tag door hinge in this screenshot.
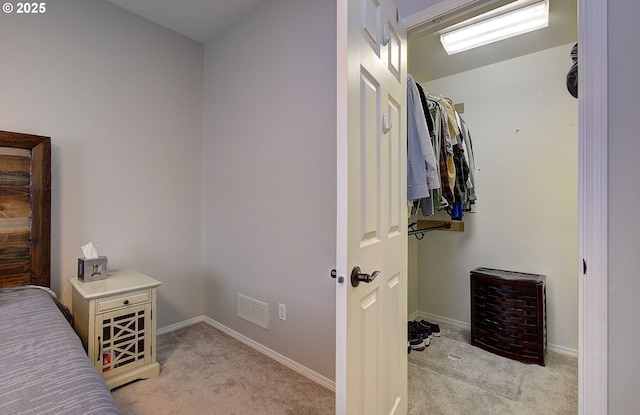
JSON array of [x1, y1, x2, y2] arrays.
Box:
[[582, 259, 587, 275]]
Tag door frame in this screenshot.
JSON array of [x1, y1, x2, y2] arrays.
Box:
[[577, 0, 608, 413], [400, 0, 608, 413]]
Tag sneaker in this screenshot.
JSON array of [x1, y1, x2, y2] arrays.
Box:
[[409, 334, 426, 351], [420, 320, 441, 337], [408, 323, 430, 348], [410, 320, 432, 339]]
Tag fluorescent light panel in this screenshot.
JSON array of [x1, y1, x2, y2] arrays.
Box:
[[440, 0, 549, 55]]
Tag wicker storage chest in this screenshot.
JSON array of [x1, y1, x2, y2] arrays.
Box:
[[470, 267, 546, 365]]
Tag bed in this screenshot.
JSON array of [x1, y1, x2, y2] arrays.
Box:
[[0, 130, 120, 415]]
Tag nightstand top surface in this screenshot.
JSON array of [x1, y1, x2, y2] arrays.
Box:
[[70, 269, 161, 299]]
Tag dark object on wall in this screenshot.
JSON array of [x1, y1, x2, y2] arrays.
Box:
[[470, 267, 547, 365], [566, 42, 578, 98]]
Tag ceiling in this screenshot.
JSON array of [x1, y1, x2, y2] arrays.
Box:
[[104, 0, 577, 81], [104, 0, 267, 43], [402, 0, 578, 82]]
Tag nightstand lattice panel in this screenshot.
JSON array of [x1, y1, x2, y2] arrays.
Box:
[[98, 304, 151, 377]]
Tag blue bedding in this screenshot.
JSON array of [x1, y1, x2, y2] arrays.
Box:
[[0, 287, 121, 415]]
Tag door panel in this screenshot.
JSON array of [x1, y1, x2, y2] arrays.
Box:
[[360, 288, 380, 415], [362, 0, 381, 54], [336, 0, 407, 414], [360, 70, 381, 245], [386, 22, 402, 81], [386, 95, 402, 236]]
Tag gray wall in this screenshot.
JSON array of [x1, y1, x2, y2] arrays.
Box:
[[0, 0, 205, 328], [608, 0, 640, 412], [201, 0, 337, 380]]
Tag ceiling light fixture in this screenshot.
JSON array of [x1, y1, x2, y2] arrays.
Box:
[[440, 0, 549, 55]]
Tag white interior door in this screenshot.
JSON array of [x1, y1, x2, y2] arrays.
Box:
[[336, 0, 407, 414]]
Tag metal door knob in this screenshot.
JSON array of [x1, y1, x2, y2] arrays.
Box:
[[351, 266, 380, 287]]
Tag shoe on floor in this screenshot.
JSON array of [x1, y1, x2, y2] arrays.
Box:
[[420, 320, 441, 337], [408, 322, 429, 349], [411, 320, 432, 339], [409, 335, 426, 351]]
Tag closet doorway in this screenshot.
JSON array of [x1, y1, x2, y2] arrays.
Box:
[[399, 0, 605, 412]]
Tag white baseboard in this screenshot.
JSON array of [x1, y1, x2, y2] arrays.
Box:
[[158, 310, 578, 392], [546, 343, 578, 357], [413, 311, 470, 331], [157, 316, 204, 336], [411, 311, 579, 358], [157, 316, 336, 392]]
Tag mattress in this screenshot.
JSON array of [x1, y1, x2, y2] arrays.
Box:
[[0, 287, 121, 415]]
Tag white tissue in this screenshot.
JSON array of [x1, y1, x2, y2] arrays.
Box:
[[81, 242, 100, 259]]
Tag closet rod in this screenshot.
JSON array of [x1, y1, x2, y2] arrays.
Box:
[[408, 219, 465, 239], [408, 222, 451, 236]]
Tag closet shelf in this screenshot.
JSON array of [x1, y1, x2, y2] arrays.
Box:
[[408, 220, 464, 239]]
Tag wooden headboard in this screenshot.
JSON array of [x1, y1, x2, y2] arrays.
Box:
[[0, 130, 51, 288]]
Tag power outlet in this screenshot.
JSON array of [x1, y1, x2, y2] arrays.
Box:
[[278, 303, 286, 321]]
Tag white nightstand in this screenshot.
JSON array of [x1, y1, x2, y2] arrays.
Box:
[[71, 269, 162, 389]]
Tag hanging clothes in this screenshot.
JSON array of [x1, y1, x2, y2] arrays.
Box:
[[406, 74, 478, 218], [457, 114, 477, 210], [434, 103, 455, 209], [407, 75, 440, 204], [415, 83, 447, 215], [439, 97, 460, 140], [432, 96, 458, 197]]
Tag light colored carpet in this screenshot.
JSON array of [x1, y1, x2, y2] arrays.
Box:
[[111, 321, 577, 415], [408, 322, 578, 415], [409, 333, 525, 400], [111, 323, 334, 415]]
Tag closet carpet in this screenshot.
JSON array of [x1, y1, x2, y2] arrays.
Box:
[[408, 322, 578, 415], [111, 322, 577, 415]]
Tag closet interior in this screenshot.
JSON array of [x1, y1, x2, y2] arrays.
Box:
[[404, 0, 579, 358]]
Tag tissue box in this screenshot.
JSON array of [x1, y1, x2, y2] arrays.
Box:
[[78, 256, 108, 282]]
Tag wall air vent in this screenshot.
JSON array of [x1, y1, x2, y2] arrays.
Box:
[[237, 293, 269, 329]]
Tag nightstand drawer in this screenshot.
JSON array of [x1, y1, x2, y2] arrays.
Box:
[[96, 290, 151, 313]]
